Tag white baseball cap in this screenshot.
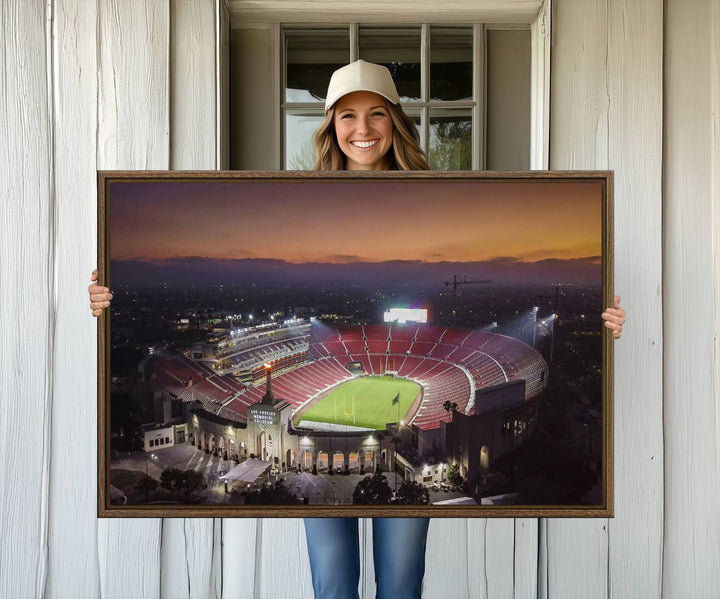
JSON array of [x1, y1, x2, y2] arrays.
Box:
[[324, 60, 400, 112]]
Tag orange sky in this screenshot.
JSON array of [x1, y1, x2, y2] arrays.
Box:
[[110, 179, 603, 263]]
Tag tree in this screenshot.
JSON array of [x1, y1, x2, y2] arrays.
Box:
[[442, 400, 459, 415], [287, 139, 316, 170], [244, 480, 300, 505], [160, 468, 207, 502], [447, 464, 464, 487], [134, 474, 157, 501], [394, 480, 430, 505], [428, 119, 472, 170], [353, 473, 393, 505]]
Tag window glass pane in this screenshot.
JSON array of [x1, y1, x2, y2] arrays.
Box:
[[429, 109, 472, 170], [286, 30, 349, 103], [430, 27, 473, 101], [285, 112, 324, 169], [359, 28, 421, 102], [402, 109, 423, 149]]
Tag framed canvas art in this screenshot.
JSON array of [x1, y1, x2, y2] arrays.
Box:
[[97, 170, 613, 517]]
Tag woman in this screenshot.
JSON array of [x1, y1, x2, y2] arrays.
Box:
[[302, 60, 433, 599], [89, 60, 626, 599]]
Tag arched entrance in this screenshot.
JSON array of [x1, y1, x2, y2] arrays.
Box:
[[286, 448, 295, 469], [228, 438, 237, 460], [333, 450, 345, 473], [302, 450, 313, 470], [480, 445, 490, 470], [348, 451, 359, 471], [257, 431, 268, 461]]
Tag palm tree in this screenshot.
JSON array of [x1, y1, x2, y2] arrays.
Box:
[[442, 400, 459, 416]]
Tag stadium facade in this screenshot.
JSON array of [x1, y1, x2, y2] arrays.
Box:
[[141, 320, 548, 489]]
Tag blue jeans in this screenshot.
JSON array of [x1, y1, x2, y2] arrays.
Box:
[[303, 517, 430, 599]]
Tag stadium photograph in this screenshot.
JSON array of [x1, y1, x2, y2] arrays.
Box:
[[101, 172, 609, 515]]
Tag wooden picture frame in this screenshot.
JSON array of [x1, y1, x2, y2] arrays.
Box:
[[98, 170, 613, 518]]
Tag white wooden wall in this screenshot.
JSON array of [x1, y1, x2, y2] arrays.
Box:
[[1, 0, 718, 597]]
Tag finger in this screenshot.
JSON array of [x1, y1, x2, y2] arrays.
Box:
[[614, 295, 621, 309], [613, 330, 621, 339], [92, 308, 102, 317], [602, 313, 625, 324], [91, 269, 98, 282], [602, 309, 625, 319], [90, 300, 111, 308], [88, 285, 111, 295], [90, 292, 113, 302]]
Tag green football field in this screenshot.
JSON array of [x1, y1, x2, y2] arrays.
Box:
[[297, 376, 421, 430]]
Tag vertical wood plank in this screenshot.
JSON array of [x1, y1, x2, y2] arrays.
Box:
[[256, 518, 314, 598], [606, 1, 664, 597], [663, 1, 720, 595], [0, 1, 52, 597], [525, 7, 550, 590], [47, 0, 101, 596], [513, 519, 538, 599], [221, 518, 258, 598], [96, 1, 169, 595], [217, 0, 230, 169], [548, 1, 609, 595], [530, 0, 550, 170], [481, 519, 516, 598], [96, 0, 169, 170], [170, 0, 216, 170], [360, 517, 373, 598], [425, 519, 471, 598], [551, 0, 666, 596], [426, 519, 517, 599], [713, 8, 720, 551], [161, 1, 221, 598], [161, 520, 218, 599]]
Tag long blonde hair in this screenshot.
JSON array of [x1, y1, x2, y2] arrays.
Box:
[[312, 100, 430, 171]]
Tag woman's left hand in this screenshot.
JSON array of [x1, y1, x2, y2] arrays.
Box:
[[602, 295, 625, 339]]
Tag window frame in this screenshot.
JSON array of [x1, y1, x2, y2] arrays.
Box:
[[281, 23, 490, 170], [239, 1, 551, 171]]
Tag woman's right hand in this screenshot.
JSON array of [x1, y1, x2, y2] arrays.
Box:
[[89, 269, 113, 317]]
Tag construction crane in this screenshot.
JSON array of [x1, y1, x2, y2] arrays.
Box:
[[444, 274, 493, 294]]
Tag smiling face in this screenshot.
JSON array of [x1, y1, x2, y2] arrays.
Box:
[[333, 91, 394, 170]]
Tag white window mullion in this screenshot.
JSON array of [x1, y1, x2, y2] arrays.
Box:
[[275, 23, 283, 170], [350, 23, 359, 62], [421, 23, 430, 155], [473, 23, 485, 171]]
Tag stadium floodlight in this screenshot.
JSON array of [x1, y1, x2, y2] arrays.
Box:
[[264, 363, 271, 369], [400, 419, 405, 426]]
